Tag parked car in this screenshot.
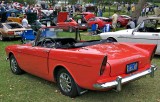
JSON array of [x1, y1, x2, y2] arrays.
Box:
[[87, 17, 112, 29], [73, 12, 95, 21], [57, 18, 88, 32], [7, 16, 22, 24], [0, 22, 27, 40], [5, 26, 157, 98], [99, 17, 160, 55], [117, 15, 131, 27], [73, 12, 112, 29]]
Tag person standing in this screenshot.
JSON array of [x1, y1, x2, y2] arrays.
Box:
[[145, 6, 149, 17], [112, 10, 118, 31], [22, 15, 29, 28]]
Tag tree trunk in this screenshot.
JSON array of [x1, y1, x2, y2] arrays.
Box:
[[131, 0, 146, 20]]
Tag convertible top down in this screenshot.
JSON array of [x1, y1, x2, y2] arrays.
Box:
[[5, 26, 157, 97]]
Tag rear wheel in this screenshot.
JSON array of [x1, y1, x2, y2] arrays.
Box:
[[57, 69, 78, 98], [117, 22, 121, 28], [10, 55, 24, 75], [107, 37, 117, 42]]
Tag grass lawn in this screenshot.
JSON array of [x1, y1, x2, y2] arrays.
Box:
[[0, 33, 160, 102]]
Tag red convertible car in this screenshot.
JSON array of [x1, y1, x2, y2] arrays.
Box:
[[5, 26, 157, 98]]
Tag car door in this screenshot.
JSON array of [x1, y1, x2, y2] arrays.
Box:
[[132, 32, 158, 44], [17, 45, 50, 75]]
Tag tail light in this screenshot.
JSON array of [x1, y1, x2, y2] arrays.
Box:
[[150, 45, 157, 61], [8, 31, 14, 35], [100, 55, 107, 76]]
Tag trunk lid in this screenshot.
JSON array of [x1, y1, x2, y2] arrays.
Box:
[[75, 43, 149, 77]]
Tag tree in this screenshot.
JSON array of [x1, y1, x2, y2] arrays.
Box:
[[131, 0, 146, 20]]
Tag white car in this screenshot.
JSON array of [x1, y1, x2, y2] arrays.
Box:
[[99, 17, 160, 55]]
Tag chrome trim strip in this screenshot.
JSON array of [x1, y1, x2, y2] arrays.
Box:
[[93, 65, 157, 91]]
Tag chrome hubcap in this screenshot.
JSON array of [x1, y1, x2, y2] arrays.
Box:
[[59, 73, 72, 93], [117, 22, 121, 27], [11, 58, 17, 72]]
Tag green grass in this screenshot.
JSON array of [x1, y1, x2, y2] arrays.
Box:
[[0, 34, 160, 102]]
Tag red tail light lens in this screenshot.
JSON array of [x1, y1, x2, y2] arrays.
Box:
[[100, 56, 107, 76], [8, 31, 14, 35]]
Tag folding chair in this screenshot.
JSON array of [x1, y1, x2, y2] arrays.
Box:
[[21, 29, 36, 44], [88, 24, 98, 35], [102, 24, 111, 32]]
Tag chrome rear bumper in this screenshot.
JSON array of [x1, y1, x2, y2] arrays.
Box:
[[93, 65, 157, 91]]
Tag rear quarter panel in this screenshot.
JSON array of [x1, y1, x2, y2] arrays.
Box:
[[48, 49, 106, 89]]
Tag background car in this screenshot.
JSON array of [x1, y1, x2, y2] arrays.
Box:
[[87, 17, 112, 29], [57, 18, 88, 32], [0, 22, 26, 40], [117, 15, 131, 27], [7, 16, 22, 24], [5, 26, 157, 98], [99, 17, 160, 55]]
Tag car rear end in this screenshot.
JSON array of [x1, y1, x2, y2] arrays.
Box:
[[77, 20, 88, 31], [89, 43, 157, 91], [3, 23, 26, 38], [118, 15, 131, 26]]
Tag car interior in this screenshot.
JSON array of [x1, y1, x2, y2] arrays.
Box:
[[36, 37, 112, 49], [138, 19, 160, 32]]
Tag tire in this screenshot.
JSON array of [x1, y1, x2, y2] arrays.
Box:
[[0, 34, 5, 41], [57, 69, 78, 98], [117, 22, 121, 28], [83, 29, 87, 31], [107, 38, 117, 42], [69, 27, 73, 33], [10, 55, 24, 75]]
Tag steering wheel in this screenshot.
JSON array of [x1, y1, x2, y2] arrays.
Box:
[[42, 38, 55, 48]]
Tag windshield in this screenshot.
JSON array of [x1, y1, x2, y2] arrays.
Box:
[[38, 27, 76, 41], [34, 26, 111, 49], [5, 23, 23, 29], [136, 19, 158, 32]]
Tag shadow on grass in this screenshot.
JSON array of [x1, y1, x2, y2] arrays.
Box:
[[19, 72, 145, 101]]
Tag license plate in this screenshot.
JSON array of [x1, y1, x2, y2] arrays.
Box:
[[126, 62, 138, 73], [82, 24, 85, 26], [15, 31, 22, 35]]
